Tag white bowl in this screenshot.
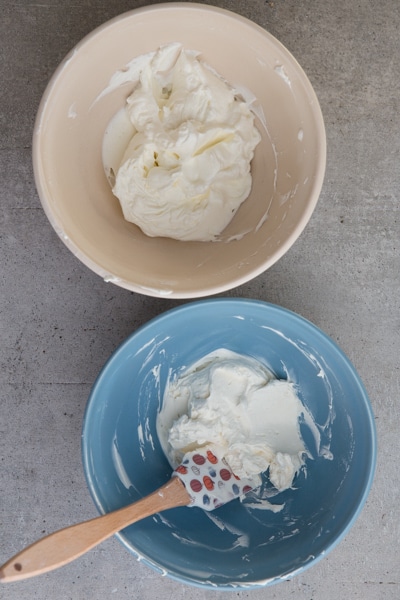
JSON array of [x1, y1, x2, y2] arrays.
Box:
[[33, 3, 326, 298]]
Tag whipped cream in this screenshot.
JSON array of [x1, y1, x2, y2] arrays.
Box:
[[107, 43, 261, 242], [157, 349, 315, 492]]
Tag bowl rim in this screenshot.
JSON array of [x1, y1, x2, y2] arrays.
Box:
[[82, 298, 377, 589], [32, 3, 327, 299]]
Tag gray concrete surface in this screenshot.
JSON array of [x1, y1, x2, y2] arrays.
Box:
[[1, 0, 399, 598]]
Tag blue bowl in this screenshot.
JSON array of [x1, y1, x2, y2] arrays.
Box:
[[82, 299, 376, 589]]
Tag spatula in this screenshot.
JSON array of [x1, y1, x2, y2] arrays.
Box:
[[0, 446, 259, 583]]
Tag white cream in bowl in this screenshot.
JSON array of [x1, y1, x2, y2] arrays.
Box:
[[102, 43, 261, 241], [157, 349, 322, 495]]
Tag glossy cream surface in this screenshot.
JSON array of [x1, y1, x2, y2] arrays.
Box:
[[157, 348, 318, 491]]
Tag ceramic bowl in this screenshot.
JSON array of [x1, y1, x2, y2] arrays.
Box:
[[82, 299, 376, 589], [33, 3, 326, 298]]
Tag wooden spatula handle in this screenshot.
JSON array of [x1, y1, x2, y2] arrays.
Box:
[[0, 477, 189, 583]]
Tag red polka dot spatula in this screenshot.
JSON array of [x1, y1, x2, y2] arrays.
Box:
[[0, 446, 259, 583]]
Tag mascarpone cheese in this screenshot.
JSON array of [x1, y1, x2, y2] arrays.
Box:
[[157, 348, 314, 492], [110, 43, 261, 241]]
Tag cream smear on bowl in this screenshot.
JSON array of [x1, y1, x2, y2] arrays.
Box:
[[102, 43, 261, 241], [156, 349, 322, 508]]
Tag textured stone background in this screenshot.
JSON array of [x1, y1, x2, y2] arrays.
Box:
[[1, 1, 399, 598]]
